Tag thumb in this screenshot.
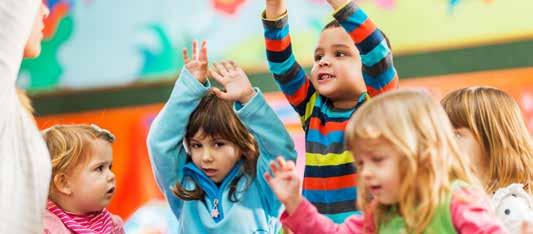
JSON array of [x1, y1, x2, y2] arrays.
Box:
[[211, 87, 230, 100]]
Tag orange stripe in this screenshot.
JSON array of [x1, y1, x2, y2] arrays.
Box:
[[265, 35, 291, 52], [349, 19, 376, 44], [367, 75, 399, 97], [308, 117, 348, 135], [286, 79, 310, 106], [303, 174, 358, 190]]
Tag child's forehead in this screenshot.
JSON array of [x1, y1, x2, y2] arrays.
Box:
[[317, 28, 357, 49]]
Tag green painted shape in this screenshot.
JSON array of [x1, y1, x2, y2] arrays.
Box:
[[139, 24, 181, 80], [20, 14, 74, 91]]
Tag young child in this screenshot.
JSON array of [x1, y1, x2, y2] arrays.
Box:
[[146, 41, 297, 233], [441, 86, 533, 232], [264, 90, 506, 233], [262, 0, 399, 222], [42, 124, 124, 234]]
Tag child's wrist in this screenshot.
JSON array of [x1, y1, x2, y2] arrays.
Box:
[[238, 89, 256, 104], [265, 2, 286, 20], [285, 195, 303, 216]]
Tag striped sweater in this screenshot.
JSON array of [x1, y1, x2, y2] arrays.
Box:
[[262, 0, 398, 223]]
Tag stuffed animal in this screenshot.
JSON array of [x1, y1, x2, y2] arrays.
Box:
[[492, 184, 533, 233]]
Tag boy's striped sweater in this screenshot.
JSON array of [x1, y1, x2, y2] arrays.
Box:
[[262, 0, 398, 223]]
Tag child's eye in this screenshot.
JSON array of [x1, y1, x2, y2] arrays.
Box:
[[109, 163, 113, 170], [214, 141, 226, 148], [314, 54, 323, 61], [372, 157, 384, 163], [336, 51, 346, 57], [356, 160, 364, 168], [190, 143, 202, 149], [96, 165, 103, 172]]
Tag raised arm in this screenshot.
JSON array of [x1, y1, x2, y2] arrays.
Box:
[[262, 0, 316, 118], [147, 41, 210, 210], [329, 0, 399, 96]]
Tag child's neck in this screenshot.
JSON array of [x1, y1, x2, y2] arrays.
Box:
[[332, 100, 358, 109], [50, 196, 93, 216]]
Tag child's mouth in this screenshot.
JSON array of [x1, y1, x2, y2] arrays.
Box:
[[203, 168, 218, 177], [369, 185, 382, 194], [318, 73, 335, 82], [106, 187, 115, 195]]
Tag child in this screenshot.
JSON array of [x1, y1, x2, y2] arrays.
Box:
[[146, 41, 297, 233], [441, 86, 533, 232], [42, 124, 124, 234], [265, 90, 506, 233], [262, 0, 399, 222]]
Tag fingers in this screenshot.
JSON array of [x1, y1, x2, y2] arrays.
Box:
[[213, 62, 229, 77], [192, 40, 198, 61], [182, 48, 190, 64], [199, 40, 208, 62], [209, 68, 224, 83], [211, 87, 230, 100]]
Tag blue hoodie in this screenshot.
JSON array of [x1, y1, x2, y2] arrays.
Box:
[[147, 67, 297, 233]]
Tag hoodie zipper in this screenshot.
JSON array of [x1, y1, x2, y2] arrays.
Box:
[[211, 199, 219, 218]]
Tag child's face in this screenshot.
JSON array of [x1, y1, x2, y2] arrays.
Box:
[[353, 137, 401, 205], [311, 27, 366, 102], [454, 128, 485, 180], [189, 130, 241, 183], [24, 3, 49, 58], [68, 139, 115, 214]]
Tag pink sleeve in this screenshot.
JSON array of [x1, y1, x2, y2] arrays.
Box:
[[281, 199, 372, 234], [451, 187, 508, 234], [111, 214, 125, 234]]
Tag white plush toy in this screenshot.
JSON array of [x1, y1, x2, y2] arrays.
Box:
[[492, 184, 533, 233]]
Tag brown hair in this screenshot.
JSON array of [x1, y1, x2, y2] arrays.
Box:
[[43, 124, 115, 188], [323, 20, 392, 50], [172, 93, 259, 202], [346, 90, 478, 233], [442, 87, 533, 194]]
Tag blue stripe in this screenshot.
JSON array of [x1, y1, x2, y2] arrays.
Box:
[[264, 25, 289, 40], [339, 8, 368, 33], [325, 211, 361, 224], [361, 40, 389, 66], [303, 187, 357, 203], [276, 68, 306, 95], [359, 30, 386, 55], [363, 65, 396, 90], [268, 54, 296, 75], [307, 129, 345, 145], [304, 163, 356, 177]]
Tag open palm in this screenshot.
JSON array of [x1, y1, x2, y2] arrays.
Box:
[[182, 40, 208, 83], [264, 157, 302, 213], [209, 61, 255, 103]]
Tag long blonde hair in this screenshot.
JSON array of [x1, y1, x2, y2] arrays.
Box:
[[346, 90, 478, 233], [442, 86, 533, 194]]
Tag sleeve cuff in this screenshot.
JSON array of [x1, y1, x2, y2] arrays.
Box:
[[280, 199, 316, 232], [234, 88, 264, 118], [261, 10, 289, 30], [332, 0, 357, 22], [176, 67, 211, 97]]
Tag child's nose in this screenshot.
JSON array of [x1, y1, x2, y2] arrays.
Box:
[[201, 148, 214, 162], [318, 57, 330, 67]]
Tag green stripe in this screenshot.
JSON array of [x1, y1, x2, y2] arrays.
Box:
[[30, 39, 533, 116]]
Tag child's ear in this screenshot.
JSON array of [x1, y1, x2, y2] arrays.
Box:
[[53, 173, 72, 196]]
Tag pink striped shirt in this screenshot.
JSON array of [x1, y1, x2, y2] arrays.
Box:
[[44, 201, 124, 234]]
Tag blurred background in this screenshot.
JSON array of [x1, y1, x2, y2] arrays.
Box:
[[27, 0, 533, 232]]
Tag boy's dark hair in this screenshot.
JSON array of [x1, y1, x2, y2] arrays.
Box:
[[172, 92, 259, 202], [323, 20, 392, 50]]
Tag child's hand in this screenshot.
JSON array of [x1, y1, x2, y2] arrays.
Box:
[[265, 0, 286, 19], [264, 157, 303, 215], [182, 40, 208, 83], [209, 61, 255, 104]]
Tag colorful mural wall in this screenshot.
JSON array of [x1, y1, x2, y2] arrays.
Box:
[[21, 0, 533, 92]]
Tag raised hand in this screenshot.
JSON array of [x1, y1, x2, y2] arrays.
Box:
[[182, 40, 208, 83], [265, 0, 286, 19], [264, 157, 302, 215], [209, 61, 255, 104]]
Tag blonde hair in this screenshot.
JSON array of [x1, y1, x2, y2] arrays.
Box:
[[42, 124, 116, 185], [442, 87, 533, 194], [346, 90, 478, 233]]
